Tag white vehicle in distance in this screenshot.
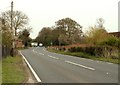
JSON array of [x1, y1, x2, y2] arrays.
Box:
[[31, 42, 38, 47], [39, 43, 43, 47]]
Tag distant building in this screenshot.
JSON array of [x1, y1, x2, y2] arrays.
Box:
[[109, 32, 120, 38], [15, 39, 24, 48]]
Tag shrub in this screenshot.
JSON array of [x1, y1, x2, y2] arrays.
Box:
[[68, 46, 118, 59], [99, 35, 119, 47], [76, 47, 84, 52], [84, 46, 96, 55], [68, 47, 76, 52], [94, 46, 103, 56]]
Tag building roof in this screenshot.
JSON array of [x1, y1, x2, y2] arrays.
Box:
[[109, 32, 120, 38]]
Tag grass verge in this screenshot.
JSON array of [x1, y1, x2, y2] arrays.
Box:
[[2, 56, 27, 83], [0, 60, 2, 84], [48, 49, 119, 64]]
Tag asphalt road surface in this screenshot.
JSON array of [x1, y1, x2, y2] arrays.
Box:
[[20, 47, 118, 83]]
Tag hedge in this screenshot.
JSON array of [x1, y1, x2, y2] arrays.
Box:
[[68, 46, 118, 59]]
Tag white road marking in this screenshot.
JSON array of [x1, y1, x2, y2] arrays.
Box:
[[97, 61, 99, 62], [48, 55, 59, 60], [106, 72, 109, 74], [65, 60, 95, 71], [39, 53, 44, 55], [19, 51, 42, 83], [90, 60, 93, 61], [43, 49, 46, 51], [107, 62, 113, 64]]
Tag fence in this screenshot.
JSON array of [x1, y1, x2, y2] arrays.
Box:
[[1, 44, 19, 58], [2, 45, 11, 58]]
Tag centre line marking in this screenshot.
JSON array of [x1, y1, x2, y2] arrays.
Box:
[[48, 55, 59, 60], [39, 53, 44, 55], [43, 49, 46, 51], [65, 60, 95, 71]]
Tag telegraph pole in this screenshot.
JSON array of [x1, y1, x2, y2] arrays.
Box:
[[11, 1, 13, 32], [11, 1, 15, 56]]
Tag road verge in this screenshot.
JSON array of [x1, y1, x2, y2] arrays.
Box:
[[19, 51, 42, 83]]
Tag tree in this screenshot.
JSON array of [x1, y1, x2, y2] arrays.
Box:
[[1, 10, 29, 36], [85, 26, 108, 45], [35, 27, 52, 46], [0, 18, 13, 47], [85, 18, 119, 48], [35, 18, 83, 46], [55, 17, 82, 45], [0, 18, 3, 44], [96, 18, 105, 28], [50, 28, 60, 45], [18, 28, 32, 47]]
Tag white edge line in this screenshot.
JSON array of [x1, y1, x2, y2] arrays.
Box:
[[65, 60, 95, 71], [19, 51, 41, 83]]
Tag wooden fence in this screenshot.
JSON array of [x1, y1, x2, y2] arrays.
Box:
[[2, 45, 11, 58]]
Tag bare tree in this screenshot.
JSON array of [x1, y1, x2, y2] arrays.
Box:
[[96, 18, 105, 28], [1, 10, 29, 36]]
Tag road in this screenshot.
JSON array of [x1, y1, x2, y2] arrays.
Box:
[[20, 47, 118, 83]]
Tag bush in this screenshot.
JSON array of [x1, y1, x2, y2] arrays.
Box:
[[94, 46, 103, 56], [76, 47, 84, 52], [99, 35, 119, 47], [68, 47, 85, 52], [68, 46, 118, 59], [68, 47, 76, 52], [84, 46, 95, 55]]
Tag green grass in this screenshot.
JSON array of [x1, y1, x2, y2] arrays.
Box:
[[48, 49, 119, 64], [0, 60, 2, 84], [16, 47, 26, 50], [2, 56, 26, 83]]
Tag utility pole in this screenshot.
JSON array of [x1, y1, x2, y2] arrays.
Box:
[[11, 1, 15, 56], [11, 1, 13, 32]]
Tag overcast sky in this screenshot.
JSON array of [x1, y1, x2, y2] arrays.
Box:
[[0, 0, 119, 39]]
